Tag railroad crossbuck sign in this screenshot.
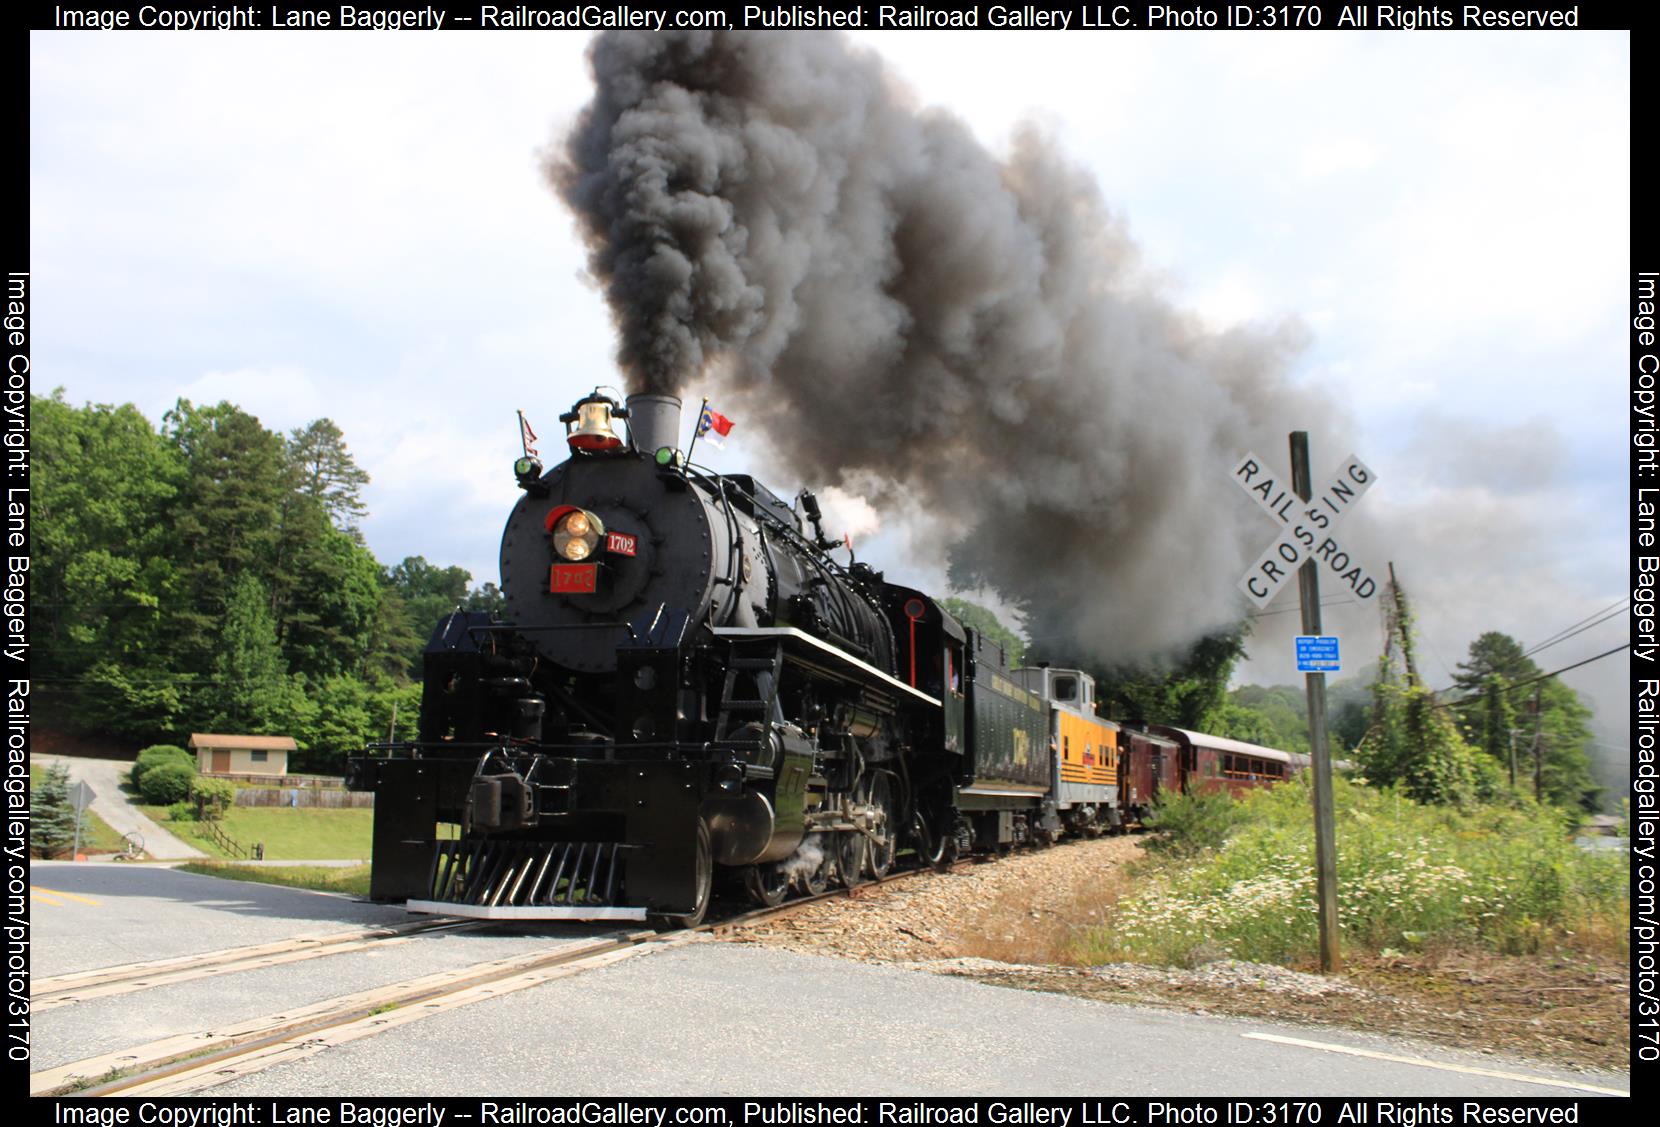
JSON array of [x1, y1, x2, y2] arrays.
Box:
[[1233, 451, 1380, 610]]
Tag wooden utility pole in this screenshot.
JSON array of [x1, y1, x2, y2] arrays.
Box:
[[1531, 685, 1545, 802], [1291, 432, 1341, 973]]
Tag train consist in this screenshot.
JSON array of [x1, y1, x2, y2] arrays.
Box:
[[346, 391, 1303, 925]]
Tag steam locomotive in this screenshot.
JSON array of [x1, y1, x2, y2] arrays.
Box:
[[346, 391, 1291, 926]]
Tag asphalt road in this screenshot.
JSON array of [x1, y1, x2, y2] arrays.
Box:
[[29, 860, 412, 976], [27, 864, 1630, 1099], [198, 942, 1627, 1099]]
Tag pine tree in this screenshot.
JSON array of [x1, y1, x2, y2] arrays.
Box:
[[1451, 631, 1599, 811], [33, 763, 79, 858], [164, 400, 290, 673], [200, 572, 311, 735], [287, 418, 371, 532]]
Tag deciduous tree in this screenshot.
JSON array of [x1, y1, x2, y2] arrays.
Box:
[[938, 598, 1025, 667], [33, 393, 186, 737], [1090, 628, 1247, 730]]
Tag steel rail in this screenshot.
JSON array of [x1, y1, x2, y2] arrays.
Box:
[[32, 917, 477, 1011], [40, 856, 980, 1097], [38, 929, 659, 1096]]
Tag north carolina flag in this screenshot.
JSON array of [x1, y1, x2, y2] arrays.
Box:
[[697, 404, 735, 447]]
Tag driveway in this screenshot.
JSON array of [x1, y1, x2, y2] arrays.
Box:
[[32, 754, 207, 859]]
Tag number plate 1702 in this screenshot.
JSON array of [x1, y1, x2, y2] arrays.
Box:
[[549, 564, 597, 593]]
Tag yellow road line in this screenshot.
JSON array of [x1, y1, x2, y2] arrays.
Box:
[[1242, 1032, 1628, 1096], [32, 886, 100, 906], [30, 890, 66, 907]]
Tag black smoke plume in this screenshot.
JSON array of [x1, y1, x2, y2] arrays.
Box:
[[550, 31, 1328, 661]]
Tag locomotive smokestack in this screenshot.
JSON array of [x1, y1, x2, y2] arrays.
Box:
[[626, 394, 682, 458]]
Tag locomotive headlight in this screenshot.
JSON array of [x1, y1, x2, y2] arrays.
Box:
[[549, 506, 605, 563]]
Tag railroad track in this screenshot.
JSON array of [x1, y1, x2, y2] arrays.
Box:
[[32, 917, 478, 1012], [35, 861, 964, 1097]]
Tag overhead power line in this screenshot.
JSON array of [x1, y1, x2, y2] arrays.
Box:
[[1522, 602, 1628, 661], [1428, 598, 1630, 696], [1431, 643, 1628, 713], [1504, 643, 1629, 691], [1246, 596, 1356, 620]]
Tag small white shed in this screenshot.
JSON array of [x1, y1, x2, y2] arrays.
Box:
[[189, 733, 296, 776]]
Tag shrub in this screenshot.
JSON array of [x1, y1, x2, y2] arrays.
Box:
[[165, 801, 197, 823], [131, 744, 192, 789], [1144, 789, 1248, 857], [189, 776, 237, 821], [139, 761, 197, 805]]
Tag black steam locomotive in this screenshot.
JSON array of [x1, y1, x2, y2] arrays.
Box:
[[347, 390, 1097, 926]]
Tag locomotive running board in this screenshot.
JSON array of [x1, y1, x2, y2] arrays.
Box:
[[404, 901, 648, 921], [713, 626, 941, 707]]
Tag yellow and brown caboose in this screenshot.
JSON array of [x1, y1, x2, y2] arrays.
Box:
[[1017, 666, 1123, 836]]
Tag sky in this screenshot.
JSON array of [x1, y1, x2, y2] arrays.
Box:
[[29, 28, 1632, 785]]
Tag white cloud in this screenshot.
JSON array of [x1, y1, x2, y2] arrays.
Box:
[[173, 365, 326, 426], [1298, 137, 1382, 180], [1188, 267, 1272, 331]]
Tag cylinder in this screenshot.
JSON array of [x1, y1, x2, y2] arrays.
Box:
[[626, 394, 682, 457]]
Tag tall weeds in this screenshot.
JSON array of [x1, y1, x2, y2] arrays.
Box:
[[1073, 777, 1627, 967]]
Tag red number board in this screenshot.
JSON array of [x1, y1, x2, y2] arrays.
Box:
[[549, 563, 597, 594], [606, 531, 637, 557]]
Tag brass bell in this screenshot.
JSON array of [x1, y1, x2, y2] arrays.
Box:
[[561, 391, 627, 452]]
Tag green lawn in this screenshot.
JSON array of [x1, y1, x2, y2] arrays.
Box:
[[142, 804, 374, 860], [177, 861, 372, 896]]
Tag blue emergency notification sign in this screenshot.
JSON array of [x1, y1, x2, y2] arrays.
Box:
[[1295, 635, 1341, 673]]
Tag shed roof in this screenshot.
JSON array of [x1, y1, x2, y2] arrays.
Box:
[[188, 733, 297, 751]]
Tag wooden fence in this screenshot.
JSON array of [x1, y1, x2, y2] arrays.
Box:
[[213, 772, 346, 788], [234, 787, 374, 809], [201, 819, 259, 860]]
